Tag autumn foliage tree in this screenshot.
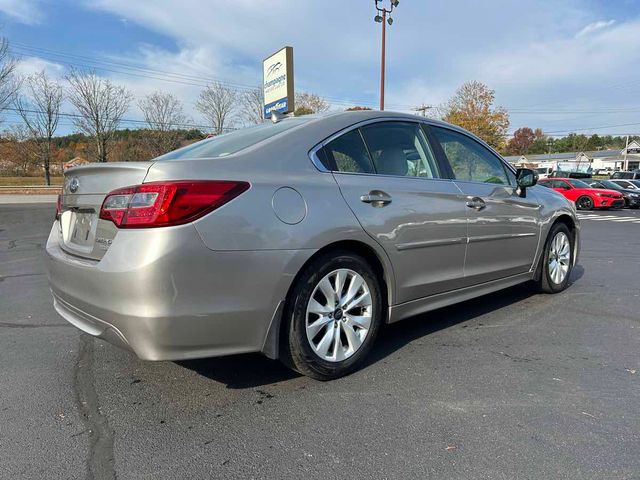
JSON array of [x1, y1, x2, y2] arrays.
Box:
[[507, 127, 537, 155], [294, 92, 330, 116], [441, 81, 509, 149]]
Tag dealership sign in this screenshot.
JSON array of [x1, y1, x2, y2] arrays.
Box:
[[263, 46, 294, 117]]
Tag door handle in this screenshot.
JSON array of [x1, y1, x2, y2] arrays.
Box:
[[465, 197, 486, 211], [360, 191, 392, 207]]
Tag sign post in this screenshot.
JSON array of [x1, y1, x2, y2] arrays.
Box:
[[263, 46, 294, 118]]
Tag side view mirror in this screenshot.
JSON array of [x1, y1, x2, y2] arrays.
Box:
[[516, 168, 538, 197]]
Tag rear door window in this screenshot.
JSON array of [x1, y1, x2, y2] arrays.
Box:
[[359, 122, 441, 178]]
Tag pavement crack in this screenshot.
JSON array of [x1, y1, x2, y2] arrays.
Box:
[[0, 272, 45, 283], [0, 321, 69, 328], [73, 333, 117, 480]]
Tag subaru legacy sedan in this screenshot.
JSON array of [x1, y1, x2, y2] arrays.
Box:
[[47, 111, 579, 380]]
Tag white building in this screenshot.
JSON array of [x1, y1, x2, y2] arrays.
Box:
[[505, 144, 640, 174]]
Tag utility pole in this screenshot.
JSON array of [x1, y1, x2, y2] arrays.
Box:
[[374, 0, 399, 111], [412, 104, 433, 117], [623, 134, 629, 171]]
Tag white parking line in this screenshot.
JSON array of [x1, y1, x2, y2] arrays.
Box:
[[577, 213, 640, 224]]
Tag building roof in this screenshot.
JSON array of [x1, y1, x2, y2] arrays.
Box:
[[503, 148, 639, 164]]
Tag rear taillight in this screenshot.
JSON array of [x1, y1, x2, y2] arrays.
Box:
[[55, 195, 62, 220], [99, 180, 249, 228]]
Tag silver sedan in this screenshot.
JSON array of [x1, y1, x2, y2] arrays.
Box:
[[46, 111, 580, 380]]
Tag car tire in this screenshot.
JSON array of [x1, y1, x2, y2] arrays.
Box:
[[576, 196, 594, 210], [532, 223, 574, 294], [281, 251, 383, 380]]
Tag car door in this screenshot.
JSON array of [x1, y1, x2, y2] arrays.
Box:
[[549, 180, 577, 201], [319, 121, 468, 303], [429, 125, 542, 285]]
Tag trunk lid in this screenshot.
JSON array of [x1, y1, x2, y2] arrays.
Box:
[[58, 162, 152, 260]]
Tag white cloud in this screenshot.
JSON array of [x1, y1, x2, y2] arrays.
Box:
[[64, 1, 640, 134], [0, 0, 43, 25], [576, 19, 616, 38], [15, 56, 65, 78]]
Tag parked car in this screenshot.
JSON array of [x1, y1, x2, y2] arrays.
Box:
[[535, 166, 553, 179], [629, 180, 640, 189], [46, 111, 580, 380], [585, 179, 640, 209], [611, 170, 640, 180], [609, 179, 639, 190], [547, 170, 592, 179], [538, 178, 624, 210]]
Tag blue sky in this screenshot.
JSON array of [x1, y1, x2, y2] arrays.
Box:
[[1, 0, 639, 136]]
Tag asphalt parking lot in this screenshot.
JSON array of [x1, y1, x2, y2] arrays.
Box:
[[1, 203, 639, 480]]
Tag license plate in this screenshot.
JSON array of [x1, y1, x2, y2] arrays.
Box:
[[70, 212, 96, 247]]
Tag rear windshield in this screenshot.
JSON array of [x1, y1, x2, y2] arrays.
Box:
[[156, 118, 308, 160]]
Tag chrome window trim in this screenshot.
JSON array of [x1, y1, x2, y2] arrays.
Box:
[[308, 117, 450, 181], [308, 116, 518, 184]]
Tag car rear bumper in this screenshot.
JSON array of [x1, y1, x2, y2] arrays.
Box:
[[46, 222, 314, 360]]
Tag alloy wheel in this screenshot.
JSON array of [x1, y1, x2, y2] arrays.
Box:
[[305, 269, 373, 362], [548, 232, 571, 285], [577, 197, 593, 210]]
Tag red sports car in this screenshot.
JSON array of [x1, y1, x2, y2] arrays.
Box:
[[538, 178, 624, 210]]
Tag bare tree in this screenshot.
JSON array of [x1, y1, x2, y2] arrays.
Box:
[[66, 70, 133, 162], [138, 91, 188, 157], [0, 37, 18, 117], [196, 82, 236, 135], [239, 87, 264, 125], [14, 70, 63, 185]]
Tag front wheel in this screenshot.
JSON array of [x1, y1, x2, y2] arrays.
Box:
[[533, 223, 574, 293], [282, 251, 383, 380], [576, 196, 594, 210]]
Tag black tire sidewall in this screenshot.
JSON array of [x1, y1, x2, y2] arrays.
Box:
[[541, 224, 573, 293], [285, 251, 383, 380], [577, 196, 593, 210]]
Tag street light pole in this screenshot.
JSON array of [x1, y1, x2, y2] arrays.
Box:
[[380, 9, 386, 111], [374, 0, 399, 111]]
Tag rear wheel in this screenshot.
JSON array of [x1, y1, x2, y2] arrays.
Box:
[[576, 196, 594, 210], [282, 251, 383, 380], [532, 223, 574, 293]]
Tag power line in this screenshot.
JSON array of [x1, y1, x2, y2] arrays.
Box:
[[8, 42, 640, 136], [2, 107, 223, 131], [10, 41, 414, 110]]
